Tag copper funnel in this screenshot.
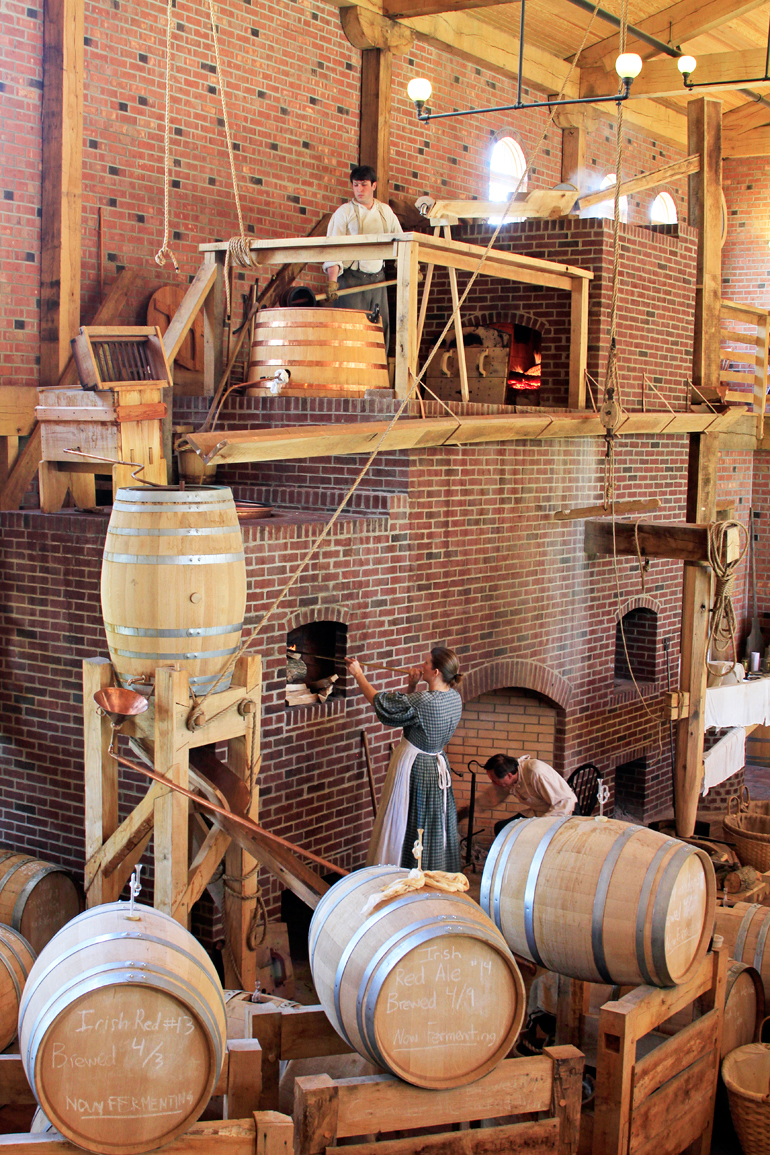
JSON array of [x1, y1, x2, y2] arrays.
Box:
[[94, 687, 149, 728]]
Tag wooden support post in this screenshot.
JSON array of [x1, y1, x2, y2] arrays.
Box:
[[394, 238, 419, 399], [224, 655, 262, 990], [443, 225, 469, 403], [555, 976, 588, 1048], [203, 252, 226, 398], [359, 49, 391, 198], [561, 125, 586, 187], [83, 658, 121, 906], [40, 0, 83, 387], [688, 98, 722, 399], [154, 666, 191, 923], [569, 276, 589, 409], [224, 1038, 264, 1120], [255, 1111, 293, 1155]]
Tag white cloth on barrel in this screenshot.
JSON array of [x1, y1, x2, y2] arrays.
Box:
[[366, 736, 450, 866]]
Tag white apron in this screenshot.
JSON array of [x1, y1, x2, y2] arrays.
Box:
[[366, 736, 451, 867]]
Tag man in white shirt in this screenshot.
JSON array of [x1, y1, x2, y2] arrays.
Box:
[[323, 165, 402, 351], [458, 753, 577, 836]]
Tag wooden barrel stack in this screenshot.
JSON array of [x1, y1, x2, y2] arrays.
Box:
[[0, 848, 82, 954], [716, 902, 770, 1011], [19, 902, 226, 1155], [101, 486, 246, 697], [0, 924, 36, 1050], [480, 816, 716, 987], [247, 308, 390, 396], [309, 866, 526, 1089]]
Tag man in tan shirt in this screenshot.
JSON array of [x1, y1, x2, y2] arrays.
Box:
[[458, 753, 576, 835]]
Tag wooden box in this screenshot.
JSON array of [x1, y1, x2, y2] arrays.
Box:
[[70, 325, 172, 390], [424, 346, 508, 404]]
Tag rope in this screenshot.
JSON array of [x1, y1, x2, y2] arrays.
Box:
[[207, 0, 255, 318], [154, 0, 179, 272], [706, 520, 750, 674]]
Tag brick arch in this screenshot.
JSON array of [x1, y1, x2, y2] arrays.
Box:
[[615, 596, 661, 622], [283, 604, 350, 634], [460, 658, 572, 710], [461, 310, 550, 337]]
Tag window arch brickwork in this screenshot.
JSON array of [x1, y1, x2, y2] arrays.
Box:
[[460, 659, 572, 710]]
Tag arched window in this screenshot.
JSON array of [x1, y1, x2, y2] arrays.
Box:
[[488, 137, 527, 223], [594, 173, 628, 224], [650, 191, 677, 225]]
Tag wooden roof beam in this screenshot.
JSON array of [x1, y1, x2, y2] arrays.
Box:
[[581, 47, 770, 99], [584, 519, 740, 562]]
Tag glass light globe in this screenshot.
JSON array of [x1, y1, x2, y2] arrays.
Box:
[[615, 53, 643, 80], [407, 78, 432, 104], [677, 55, 697, 75]]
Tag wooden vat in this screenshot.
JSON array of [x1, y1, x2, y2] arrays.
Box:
[[716, 901, 770, 1009], [0, 924, 36, 1050], [18, 901, 227, 1155], [480, 816, 715, 987], [246, 308, 390, 395], [0, 849, 82, 953], [101, 485, 246, 696], [308, 866, 525, 1089]]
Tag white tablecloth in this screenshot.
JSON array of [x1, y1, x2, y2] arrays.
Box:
[[704, 677, 770, 729], [702, 726, 746, 795]]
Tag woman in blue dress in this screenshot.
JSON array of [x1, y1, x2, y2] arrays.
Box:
[[345, 646, 463, 872]]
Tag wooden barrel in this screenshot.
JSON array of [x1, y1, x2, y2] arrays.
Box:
[[31, 1108, 58, 1134], [247, 308, 390, 394], [0, 849, 82, 953], [715, 903, 770, 1011], [0, 924, 35, 1050], [101, 486, 246, 696], [480, 817, 715, 987], [717, 961, 764, 1058], [19, 902, 226, 1155], [308, 866, 525, 1089]]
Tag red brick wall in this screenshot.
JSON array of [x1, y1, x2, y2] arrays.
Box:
[[722, 157, 770, 311]]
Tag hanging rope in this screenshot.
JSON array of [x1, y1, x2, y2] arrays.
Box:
[[207, 0, 255, 318], [154, 0, 179, 272], [706, 520, 750, 674]]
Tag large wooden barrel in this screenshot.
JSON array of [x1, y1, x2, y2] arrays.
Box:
[[0, 924, 35, 1050], [481, 817, 715, 987], [247, 308, 390, 394], [19, 902, 226, 1155], [715, 902, 770, 1010], [718, 961, 764, 1058], [0, 849, 82, 953], [101, 486, 246, 696], [308, 866, 525, 1089]]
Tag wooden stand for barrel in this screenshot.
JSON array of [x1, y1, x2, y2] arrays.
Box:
[[292, 1047, 584, 1155], [83, 654, 261, 989]]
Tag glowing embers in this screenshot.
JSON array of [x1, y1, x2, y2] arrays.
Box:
[[285, 620, 347, 708]]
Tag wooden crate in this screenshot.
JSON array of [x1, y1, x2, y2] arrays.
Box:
[[292, 1047, 583, 1155], [70, 326, 172, 390], [424, 346, 508, 405]]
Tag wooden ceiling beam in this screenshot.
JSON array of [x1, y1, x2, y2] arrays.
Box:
[[723, 124, 770, 154], [576, 0, 769, 71], [581, 47, 770, 99], [384, 0, 514, 17]]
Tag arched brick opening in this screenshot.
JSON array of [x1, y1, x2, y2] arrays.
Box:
[[283, 605, 349, 704], [614, 598, 660, 684], [461, 659, 572, 709]]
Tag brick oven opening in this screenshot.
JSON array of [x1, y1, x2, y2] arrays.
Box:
[[286, 621, 347, 708], [614, 608, 658, 684], [423, 323, 542, 407], [613, 756, 647, 821]]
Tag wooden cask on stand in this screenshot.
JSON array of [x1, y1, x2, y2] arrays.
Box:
[[308, 866, 525, 1089], [0, 849, 82, 953], [481, 816, 716, 987], [0, 924, 36, 1050], [18, 902, 226, 1155], [715, 901, 770, 1010]]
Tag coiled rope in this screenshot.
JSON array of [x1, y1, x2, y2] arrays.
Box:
[[706, 520, 749, 674]]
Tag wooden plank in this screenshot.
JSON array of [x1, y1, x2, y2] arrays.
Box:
[[163, 261, 218, 365], [628, 1051, 714, 1155], [0, 1120, 257, 1155], [39, 0, 83, 387], [569, 276, 589, 408], [546, 1045, 583, 1155], [443, 226, 469, 403], [0, 423, 42, 510], [632, 1012, 718, 1106], [359, 49, 391, 198], [578, 156, 701, 210], [581, 48, 770, 100], [181, 822, 231, 912], [332, 1058, 554, 1137], [554, 497, 660, 521], [153, 666, 191, 923], [0, 1054, 35, 1107], [224, 1039, 264, 1120], [280, 1007, 354, 1061], [82, 657, 122, 906], [84, 780, 163, 889], [203, 253, 225, 398], [0, 388, 38, 437], [255, 1112, 293, 1155], [689, 99, 723, 400], [248, 1006, 283, 1112], [394, 238, 419, 399], [584, 520, 739, 563], [721, 298, 770, 324], [294, 1075, 339, 1155], [52, 268, 143, 390], [331, 1118, 560, 1155]]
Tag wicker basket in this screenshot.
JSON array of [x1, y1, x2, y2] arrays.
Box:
[[723, 1043, 770, 1155], [725, 798, 770, 871], [735, 788, 770, 817]]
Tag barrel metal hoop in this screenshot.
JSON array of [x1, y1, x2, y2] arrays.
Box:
[[112, 501, 234, 513], [335, 894, 452, 1049], [105, 621, 243, 639], [362, 921, 499, 1071], [0, 858, 28, 900], [635, 839, 679, 986], [114, 486, 229, 501], [649, 844, 696, 986], [256, 359, 385, 371], [308, 867, 397, 971], [12, 866, 62, 934], [753, 909, 770, 971], [187, 673, 234, 694], [0, 947, 22, 1000], [0, 927, 34, 972], [591, 825, 643, 984], [109, 643, 240, 661], [735, 903, 764, 962], [524, 818, 570, 967], [254, 339, 386, 350], [0, 850, 19, 869], [480, 819, 519, 914], [103, 552, 245, 566], [107, 525, 240, 538], [485, 819, 529, 930]]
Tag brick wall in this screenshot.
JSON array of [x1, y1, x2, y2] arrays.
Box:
[[722, 157, 770, 311]]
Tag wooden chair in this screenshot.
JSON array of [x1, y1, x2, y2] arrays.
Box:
[[567, 763, 600, 816]]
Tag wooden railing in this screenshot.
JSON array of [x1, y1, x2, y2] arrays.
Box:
[[719, 298, 770, 436]]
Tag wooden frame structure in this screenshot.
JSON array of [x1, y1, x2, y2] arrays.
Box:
[[198, 232, 593, 406], [83, 654, 262, 989]]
